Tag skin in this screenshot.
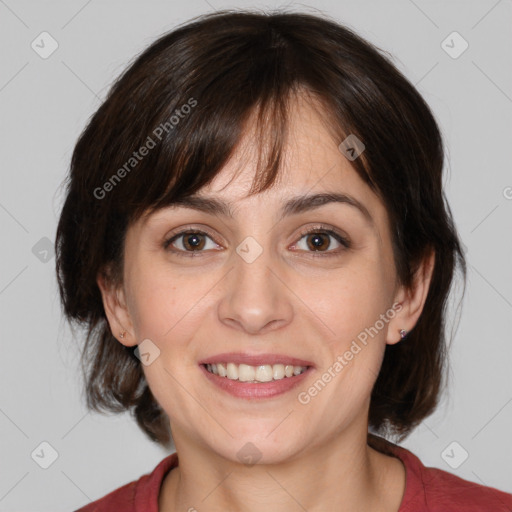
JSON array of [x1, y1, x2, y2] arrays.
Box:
[[98, 92, 434, 512]]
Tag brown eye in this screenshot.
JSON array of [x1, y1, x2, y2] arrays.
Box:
[[181, 232, 206, 251], [292, 227, 350, 257], [164, 230, 218, 254], [305, 233, 331, 251]]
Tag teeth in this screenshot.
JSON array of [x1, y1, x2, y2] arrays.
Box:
[[255, 365, 273, 382], [227, 363, 238, 380], [205, 362, 308, 382], [293, 366, 303, 376], [239, 364, 255, 382], [273, 364, 285, 379]]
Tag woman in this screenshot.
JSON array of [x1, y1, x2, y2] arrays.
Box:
[[55, 9, 512, 511]]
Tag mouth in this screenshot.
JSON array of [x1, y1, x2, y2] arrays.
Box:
[[198, 353, 314, 399], [201, 362, 309, 382]]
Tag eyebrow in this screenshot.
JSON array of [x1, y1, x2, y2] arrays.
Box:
[[167, 192, 374, 226]]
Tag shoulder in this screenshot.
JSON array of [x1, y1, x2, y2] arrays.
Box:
[[73, 452, 178, 512], [401, 448, 512, 511], [74, 479, 137, 512], [369, 434, 512, 512]]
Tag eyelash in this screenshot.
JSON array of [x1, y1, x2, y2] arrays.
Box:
[[163, 225, 351, 259]]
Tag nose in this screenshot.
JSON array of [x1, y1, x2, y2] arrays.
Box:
[[217, 243, 294, 335]]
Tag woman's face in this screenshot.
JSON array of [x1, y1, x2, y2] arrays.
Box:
[[106, 95, 410, 463]]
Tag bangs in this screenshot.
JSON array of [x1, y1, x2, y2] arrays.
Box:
[[135, 86, 355, 226], [96, 16, 372, 228]]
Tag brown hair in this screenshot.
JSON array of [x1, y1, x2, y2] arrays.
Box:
[[55, 8, 466, 447]]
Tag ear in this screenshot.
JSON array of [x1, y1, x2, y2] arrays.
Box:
[[96, 270, 137, 347], [387, 248, 435, 345]]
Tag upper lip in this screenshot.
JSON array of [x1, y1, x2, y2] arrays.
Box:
[[199, 352, 314, 368]]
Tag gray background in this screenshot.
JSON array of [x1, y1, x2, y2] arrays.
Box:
[[0, 0, 511, 510]]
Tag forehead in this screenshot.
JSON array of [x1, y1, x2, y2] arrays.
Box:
[[208, 92, 348, 192], [138, 92, 390, 242], [189, 95, 385, 222]]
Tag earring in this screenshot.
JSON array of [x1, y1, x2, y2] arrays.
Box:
[[399, 329, 407, 339], [119, 331, 126, 339]]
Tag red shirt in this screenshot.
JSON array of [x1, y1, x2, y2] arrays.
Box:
[[74, 439, 512, 511]]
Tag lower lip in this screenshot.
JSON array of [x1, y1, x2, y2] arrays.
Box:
[[199, 364, 313, 399]]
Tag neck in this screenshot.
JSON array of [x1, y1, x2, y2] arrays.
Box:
[[159, 425, 405, 512]]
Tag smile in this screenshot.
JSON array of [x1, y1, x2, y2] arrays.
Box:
[[203, 362, 308, 382]]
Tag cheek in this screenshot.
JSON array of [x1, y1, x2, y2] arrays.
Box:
[[309, 262, 392, 347], [126, 261, 214, 356], [302, 262, 391, 398], [125, 254, 182, 332], [127, 278, 175, 338]]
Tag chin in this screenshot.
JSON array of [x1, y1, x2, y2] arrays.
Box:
[[205, 421, 306, 466]]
